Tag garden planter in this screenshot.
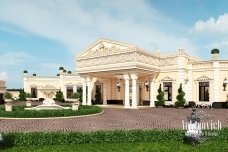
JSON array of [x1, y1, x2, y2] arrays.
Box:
[[26, 101, 32, 107], [72, 102, 79, 110], [5, 102, 12, 111], [4, 99, 13, 103]]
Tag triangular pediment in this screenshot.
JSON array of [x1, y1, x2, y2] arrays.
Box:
[[195, 75, 213, 81], [161, 76, 175, 82], [76, 38, 136, 60]]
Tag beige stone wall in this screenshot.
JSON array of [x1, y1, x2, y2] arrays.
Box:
[[220, 70, 228, 101], [0, 80, 6, 93]]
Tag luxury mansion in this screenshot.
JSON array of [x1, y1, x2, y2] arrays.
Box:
[[23, 38, 228, 108]]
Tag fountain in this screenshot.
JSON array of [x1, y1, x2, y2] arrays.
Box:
[[25, 88, 70, 110]]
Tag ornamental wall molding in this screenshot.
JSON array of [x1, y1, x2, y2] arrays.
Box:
[[77, 52, 161, 70], [38, 84, 58, 90], [160, 76, 176, 82], [195, 75, 213, 81], [77, 62, 160, 74]]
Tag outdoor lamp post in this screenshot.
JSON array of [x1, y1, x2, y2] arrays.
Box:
[[184, 78, 189, 84], [223, 77, 228, 91], [116, 82, 120, 92], [144, 80, 149, 91]]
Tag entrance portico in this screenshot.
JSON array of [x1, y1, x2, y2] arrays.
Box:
[[76, 38, 160, 108], [80, 71, 158, 109]]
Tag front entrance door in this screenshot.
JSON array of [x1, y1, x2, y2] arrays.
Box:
[[139, 85, 142, 105], [95, 84, 102, 104]]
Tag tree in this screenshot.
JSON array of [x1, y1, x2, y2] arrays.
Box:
[[156, 84, 165, 106], [175, 83, 186, 107], [19, 91, 26, 101], [54, 90, 64, 102], [76, 88, 82, 102], [95, 88, 102, 104]]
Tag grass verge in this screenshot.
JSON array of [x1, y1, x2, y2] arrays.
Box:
[[0, 140, 228, 152], [0, 105, 102, 118]]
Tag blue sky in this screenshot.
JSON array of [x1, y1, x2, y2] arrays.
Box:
[[0, 0, 228, 88]]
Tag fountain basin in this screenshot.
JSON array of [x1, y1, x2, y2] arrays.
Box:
[[24, 99, 71, 110]]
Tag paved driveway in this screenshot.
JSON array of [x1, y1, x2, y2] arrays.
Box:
[[0, 107, 227, 132]]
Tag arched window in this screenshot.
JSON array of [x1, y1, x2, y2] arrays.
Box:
[[66, 86, 73, 98]]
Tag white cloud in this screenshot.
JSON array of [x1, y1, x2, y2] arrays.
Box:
[[193, 13, 228, 35], [0, 71, 8, 80], [0, 0, 197, 55], [0, 52, 35, 66]]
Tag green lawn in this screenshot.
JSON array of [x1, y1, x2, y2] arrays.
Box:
[[1, 140, 228, 152], [0, 105, 102, 118]]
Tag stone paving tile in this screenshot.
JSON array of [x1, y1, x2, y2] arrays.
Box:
[[0, 107, 227, 132]]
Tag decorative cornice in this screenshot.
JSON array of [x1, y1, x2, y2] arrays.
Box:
[[160, 76, 175, 82], [195, 75, 213, 81]]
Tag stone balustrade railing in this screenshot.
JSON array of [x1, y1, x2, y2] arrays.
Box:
[[192, 62, 213, 69], [220, 61, 228, 68]]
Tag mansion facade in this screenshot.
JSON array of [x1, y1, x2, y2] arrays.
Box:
[[0, 80, 6, 102], [23, 38, 228, 108]]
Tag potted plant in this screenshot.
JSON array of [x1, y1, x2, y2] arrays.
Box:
[[175, 83, 186, 108], [4, 92, 13, 102], [156, 84, 165, 107], [71, 92, 79, 110], [25, 93, 32, 101], [4, 92, 13, 111]]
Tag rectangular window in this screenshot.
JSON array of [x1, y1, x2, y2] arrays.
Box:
[[67, 86, 73, 98], [199, 82, 209, 101], [31, 88, 37, 98], [163, 82, 172, 101], [77, 86, 82, 93]]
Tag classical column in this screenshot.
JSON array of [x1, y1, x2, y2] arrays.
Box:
[[103, 83, 107, 105], [87, 77, 92, 106], [150, 78, 156, 107], [73, 85, 77, 93], [213, 61, 220, 103], [82, 79, 87, 105], [131, 73, 138, 108], [124, 74, 130, 108]]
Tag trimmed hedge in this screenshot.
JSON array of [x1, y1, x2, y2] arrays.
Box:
[[0, 106, 102, 118], [1, 129, 227, 147], [1, 129, 184, 146]]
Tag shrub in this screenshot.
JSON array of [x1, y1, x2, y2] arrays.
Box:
[[23, 70, 28, 73], [4, 92, 12, 99], [25, 93, 32, 98], [19, 91, 26, 101], [211, 48, 219, 54], [68, 71, 72, 74], [175, 83, 186, 107], [156, 84, 165, 106], [54, 90, 64, 102], [59, 67, 64, 70], [0, 105, 102, 118], [1, 128, 227, 147], [76, 88, 82, 102], [39, 98, 45, 102], [32, 73, 36, 76], [71, 92, 80, 99]]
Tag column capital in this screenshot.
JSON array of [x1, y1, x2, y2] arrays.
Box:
[[123, 74, 130, 80], [86, 77, 91, 82], [130, 73, 138, 80]]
